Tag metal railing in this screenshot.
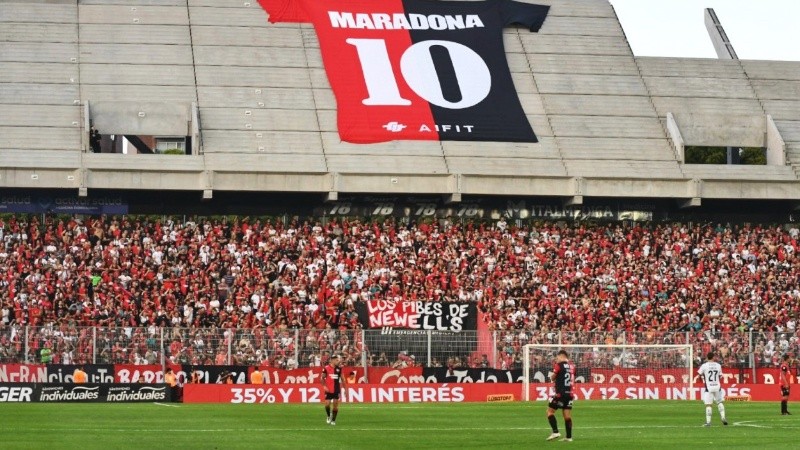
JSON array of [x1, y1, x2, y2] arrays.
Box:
[[1, 325, 796, 376]]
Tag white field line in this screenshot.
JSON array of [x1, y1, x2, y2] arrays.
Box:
[[4, 425, 745, 433]]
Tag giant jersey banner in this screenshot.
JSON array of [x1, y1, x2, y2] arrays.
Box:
[[258, 0, 549, 143]]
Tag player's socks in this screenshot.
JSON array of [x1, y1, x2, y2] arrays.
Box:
[[705, 406, 712, 425], [325, 405, 331, 418], [781, 401, 787, 414], [332, 409, 338, 422], [717, 403, 726, 424], [547, 415, 559, 433], [564, 418, 572, 439]]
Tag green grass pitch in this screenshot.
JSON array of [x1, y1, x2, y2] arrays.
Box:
[[0, 401, 796, 449]]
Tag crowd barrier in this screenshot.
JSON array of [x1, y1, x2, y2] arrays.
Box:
[[4, 325, 796, 375]]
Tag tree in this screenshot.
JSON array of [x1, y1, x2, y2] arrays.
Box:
[[739, 147, 767, 165], [684, 146, 726, 164], [684, 146, 766, 165]]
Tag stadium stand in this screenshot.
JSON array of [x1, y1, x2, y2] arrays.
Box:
[[1, 0, 800, 373], [0, 215, 798, 368], [2, 0, 800, 199]]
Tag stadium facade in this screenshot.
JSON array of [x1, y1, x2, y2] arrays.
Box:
[[1, 0, 799, 217]]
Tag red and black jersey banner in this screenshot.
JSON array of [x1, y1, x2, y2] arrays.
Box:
[[258, 0, 549, 143], [354, 301, 477, 331]]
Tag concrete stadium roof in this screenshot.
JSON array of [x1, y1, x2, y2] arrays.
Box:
[[1, 0, 799, 205]]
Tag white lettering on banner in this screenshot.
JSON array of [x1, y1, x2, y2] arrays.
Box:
[[347, 39, 492, 109], [419, 124, 475, 133], [592, 373, 692, 385], [262, 368, 320, 384], [0, 365, 47, 383], [366, 301, 421, 328], [401, 40, 491, 109], [329, 12, 484, 30], [39, 386, 100, 402], [228, 386, 465, 403], [0, 387, 33, 402], [106, 387, 167, 402], [47, 368, 113, 384], [531, 385, 753, 401], [365, 301, 471, 331], [369, 386, 465, 402], [379, 369, 428, 384], [117, 369, 164, 384]]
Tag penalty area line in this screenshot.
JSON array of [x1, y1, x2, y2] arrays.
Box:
[[153, 402, 180, 408], [732, 421, 772, 429]]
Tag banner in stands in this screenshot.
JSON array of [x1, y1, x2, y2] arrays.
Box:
[[115, 364, 250, 385], [526, 383, 800, 402], [0, 364, 791, 386], [355, 301, 477, 331], [590, 368, 777, 385], [0, 195, 128, 214], [368, 367, 425, 383], [316, 197, 657, 221], [183, 383, 800, 403], [0, 364, 115, 384], [421, 367, 590, 384], [0, 383, 172, 403], [258, 0, 550, 144]]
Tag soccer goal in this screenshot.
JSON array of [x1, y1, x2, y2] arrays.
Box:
[[522, 344, 693, 401]]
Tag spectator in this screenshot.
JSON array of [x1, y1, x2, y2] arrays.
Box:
[[90, 127, 101, 153], [0, 215, 798, 368]]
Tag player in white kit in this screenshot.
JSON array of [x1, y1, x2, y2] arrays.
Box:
[[697, 352, 728, 427]]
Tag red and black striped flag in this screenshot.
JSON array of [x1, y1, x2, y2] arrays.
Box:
[[258, 0, 549, 144]]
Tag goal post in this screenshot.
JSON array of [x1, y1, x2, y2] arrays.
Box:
[[522, 344, 693, 401]]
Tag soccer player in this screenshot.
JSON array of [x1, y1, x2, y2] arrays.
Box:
[[322, 354, 347, 426], [698, 352, 728, 426], [546, 350, 574, 442], [779, 354, 792, 415]]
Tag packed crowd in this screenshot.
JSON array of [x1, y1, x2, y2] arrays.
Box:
[[0, 214, 798, 367]]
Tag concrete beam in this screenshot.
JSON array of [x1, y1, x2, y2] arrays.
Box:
[[563, 196, 583, 207], [666, 113, 685, 161], [443, 193, 462, 204], [679, 198, 702, 209], [766, 115, 787, 166], [202, 189, 213, 200], [705, 8, 738, 60], [324, 191, 338, 202]]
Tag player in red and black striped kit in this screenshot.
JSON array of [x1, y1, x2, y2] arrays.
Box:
[[322, 354, 348, 425], [546, 350, 575, 442], [780, 354, 792, 415]]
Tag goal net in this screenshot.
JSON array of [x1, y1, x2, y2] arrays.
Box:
[[522, 344, 694, 401]]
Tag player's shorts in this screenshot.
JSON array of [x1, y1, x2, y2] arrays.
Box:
[[781, 386, 790, 397], [325, 391, 341, 401], [703, 389, 725, 405], [548, 393, 574, 410]]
